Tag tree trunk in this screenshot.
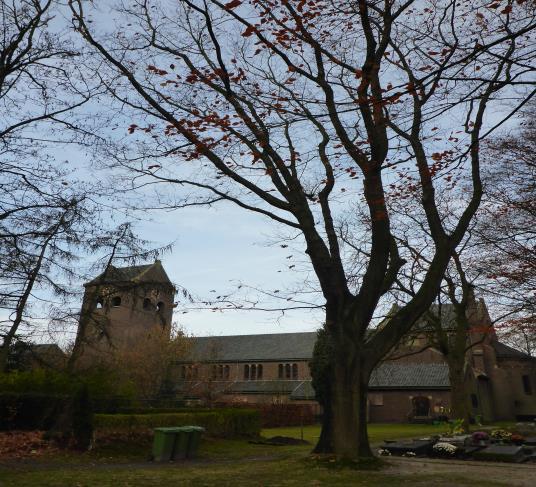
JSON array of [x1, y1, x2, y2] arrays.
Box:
[[331, 354, 372, 459], [0, 346, 9, 373], [313, 395, 333, 453], [313, 314, 374, 459], [448, 360, 471, 432]]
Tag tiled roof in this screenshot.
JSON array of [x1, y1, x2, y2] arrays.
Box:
[[85, 260, 173, 287], [493, 341, 534, 360], [291, 363, 450, 398], [369, 363, 450, 389], [187, 332, 318, 362]]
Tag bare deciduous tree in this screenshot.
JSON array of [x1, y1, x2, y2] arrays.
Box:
[[69, 0, 536, 458]]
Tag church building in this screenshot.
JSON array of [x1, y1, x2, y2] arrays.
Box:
[[73, 262, 536, 423]]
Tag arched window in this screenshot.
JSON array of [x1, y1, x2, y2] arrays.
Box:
[[212, 365, 217, 379], [95, 299, 103, 309], [111, 296, 121, 307], [157, 301, 165, 312], [292, 363, 298, 379], [251, 364, 257, 380], [278, 364, 283, 379], [285, 363, 291, 379], [244, 364, 250, 380], [257, 364, 263, 380], [181, 366, 186, 379], [224, 365, 230, 379], [218, 364, 224, 379], [143, 298, 152, 310]]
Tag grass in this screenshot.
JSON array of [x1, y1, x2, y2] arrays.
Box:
[[0, 457, 509, 487], [263, 422, 448, 445], [0, 423, 519, 486]]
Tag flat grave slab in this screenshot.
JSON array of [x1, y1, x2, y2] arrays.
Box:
[[472, 444, 526, 463], [382, 439, 435, 456]]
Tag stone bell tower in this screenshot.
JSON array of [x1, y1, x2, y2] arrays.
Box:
[[72, 260, 176, 367]]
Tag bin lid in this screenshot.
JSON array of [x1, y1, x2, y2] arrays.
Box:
[[178, 426, 206, 432], [154, 427, 184, 433], [154, 426, 205, 433]]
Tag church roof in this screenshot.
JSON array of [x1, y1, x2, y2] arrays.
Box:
[[188, 332, 318, 362], [369, 362, 450, 389], [84, 260, 173, 288], [492, 341, 534, 360]]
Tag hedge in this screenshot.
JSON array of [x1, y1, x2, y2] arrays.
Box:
[[215, 402, 316, 428], [94, 409, 261, 439]]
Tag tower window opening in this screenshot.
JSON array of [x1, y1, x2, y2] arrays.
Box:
[[143, 298, 152, 310], [111, 296, 121, 307], [157, 301, 165, 312], [95, 299, 103, 309]]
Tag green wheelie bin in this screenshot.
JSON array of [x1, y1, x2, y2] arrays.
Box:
[[152, 427, 180, 461], [183, 426, 205, 459], [152, 426, 206, 461]]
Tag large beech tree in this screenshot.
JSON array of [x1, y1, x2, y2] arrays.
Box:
[[70, 0, 536, 458]]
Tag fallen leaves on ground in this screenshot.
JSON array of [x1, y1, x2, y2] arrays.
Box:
[[0, 431, 59, 459]]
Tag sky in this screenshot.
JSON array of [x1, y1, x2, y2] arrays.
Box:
[[134, 202, 324, 337]]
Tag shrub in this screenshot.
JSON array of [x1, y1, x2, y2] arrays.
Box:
[[0, 392, 70, 431], [94, 409, 260, 439], [216, 402, 316, 428], [0, 369, 137, 402], [0, 370, 72, 395]]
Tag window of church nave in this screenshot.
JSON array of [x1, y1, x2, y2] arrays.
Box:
[[278, 363, 298, 379], [243, 363, 263, 380]]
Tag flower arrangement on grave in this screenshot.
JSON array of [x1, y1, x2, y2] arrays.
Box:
[[446, 419, 465, 436], [402, 451, 417, 457], [432, 442, 458, 457], [377, 448, 391, 456], [491, 429, 512, 442], [471, 431, 489, 444], [510, 434, 525, 445]]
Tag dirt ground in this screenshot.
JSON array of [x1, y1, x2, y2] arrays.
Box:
[[385, 456, 536, 486]]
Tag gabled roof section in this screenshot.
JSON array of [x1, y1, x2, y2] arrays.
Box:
[[493, 341, 535, 360], [369, 363, 450, 389], [187, 331, 318, 362], [84, 260, 173, 288]]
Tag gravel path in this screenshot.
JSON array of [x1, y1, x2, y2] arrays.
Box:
[[384, 456, 536, 486]]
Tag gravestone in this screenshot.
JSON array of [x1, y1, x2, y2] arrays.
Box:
[[382, 439, 435, 456], [472, 444, 526, 463]]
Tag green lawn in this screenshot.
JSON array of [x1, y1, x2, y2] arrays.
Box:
[[263, 422, 448, 445], [0, 423, 518, 486]]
